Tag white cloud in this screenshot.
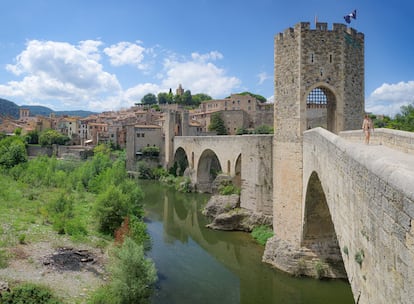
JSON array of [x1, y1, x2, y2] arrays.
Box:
[[123, 83, 161, 104], [366, 81, 414, 117], [0, 41, 241, 111], [160, 52, 241, 97], [191, 51, 223, 62], [1, 39, 121, 110], [104, 41, 147, 69], [257, 72, 271, 85]]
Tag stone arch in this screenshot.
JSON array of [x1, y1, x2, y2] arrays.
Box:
[[304, 83, 338, 133], [173, 147, 189, 176], [302, 171, 347, 278], [233, 154, 242, 188], [197, 149, 222, 193]]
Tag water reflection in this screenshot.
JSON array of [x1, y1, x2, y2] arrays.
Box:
[[140, 180, 354, 304]]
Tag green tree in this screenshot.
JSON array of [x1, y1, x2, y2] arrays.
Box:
[[182, 90, 192, 106], [109, 238, 157, 304], [387, 103, 414, 131], [158, 92, 174, 104], [39, 129, 69, 146], [0, 136, 27, 168], [25, 129, 39, 144], [141, 93, 157, 105], [208, 112, 227, 135], [192, 93, 212, 107]]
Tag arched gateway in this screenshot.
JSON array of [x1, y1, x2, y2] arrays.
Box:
[[270, 22, 364, 278]]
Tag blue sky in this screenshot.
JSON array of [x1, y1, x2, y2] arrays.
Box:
[[0, 0, 413, 117]]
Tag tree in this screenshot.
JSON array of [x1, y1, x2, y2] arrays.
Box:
[[157, 92, 169, 104], [108, 238, 157, 303], [192, 93, 212, 107], [39, 129, 70, 146], [208, 112, 227, 135], [182, 90, 192, 106], [25, 130, 39, 144], [141, 93, 157, 105], [387, 103, 414, 131], [0, 136, 27, 168]]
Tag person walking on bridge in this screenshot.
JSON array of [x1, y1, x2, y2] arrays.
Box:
[[362, 114, 374, 144]]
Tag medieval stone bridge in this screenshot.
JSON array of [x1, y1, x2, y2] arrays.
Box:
[[173, 134, 274, 215], [173, 128, 414, 304]]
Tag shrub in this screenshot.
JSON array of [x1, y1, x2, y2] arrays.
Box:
[[109, 238, 157, 303], [314, 260, 326, 279], [251, 225, 274, 246], [355, 249, 364, 267], [1, 283, 62, 304], [218, 184, 240, 195]]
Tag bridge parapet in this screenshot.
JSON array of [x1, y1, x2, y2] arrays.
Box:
[[340, 128, 414, 154], [303, 127, 414, 304]]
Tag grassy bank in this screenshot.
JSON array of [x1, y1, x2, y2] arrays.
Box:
[[0, 147, 156, 303]]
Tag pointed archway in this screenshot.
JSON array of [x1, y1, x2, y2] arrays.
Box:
[[303, 171, 347, 278], [306, 86, 337, 133]]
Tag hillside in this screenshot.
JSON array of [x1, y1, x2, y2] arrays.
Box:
[[0, 98, 19, 118], [0, 98, 97, 118]]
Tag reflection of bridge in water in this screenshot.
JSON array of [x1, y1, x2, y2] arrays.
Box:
[[148, 183, 353, 303], [172, 128, 414, 304]]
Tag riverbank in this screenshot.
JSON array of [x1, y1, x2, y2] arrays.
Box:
[[0, 236, 108, 303]]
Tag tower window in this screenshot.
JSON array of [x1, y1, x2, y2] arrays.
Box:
[[329, 54, 333, 63], [307, 88, 327, 108], [310, 53, 314, 63]]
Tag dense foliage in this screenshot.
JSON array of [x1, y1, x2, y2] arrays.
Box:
[[39, 129, 70, 146], [372, 102, 414, 131], [0, 135, 27, 168], [91, 238, 157, 304], [0, 283, 62, 304], [0, 141, 157, 303], [251, 225, 274, 246], [208, 112, 227, 135]]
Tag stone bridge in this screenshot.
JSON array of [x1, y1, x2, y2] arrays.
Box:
[[174, 128, 414, 304], [173, 135, 273, 215]]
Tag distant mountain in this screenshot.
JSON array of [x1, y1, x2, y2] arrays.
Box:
[[0, 98, 97, 118], [0, 98, 19, 118]]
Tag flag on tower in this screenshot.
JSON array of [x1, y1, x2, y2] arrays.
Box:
[[344, 9, 357, 24]]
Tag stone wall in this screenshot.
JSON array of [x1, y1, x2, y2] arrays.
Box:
[[174, 135, 273, 215], [302, 127, 414, 304]]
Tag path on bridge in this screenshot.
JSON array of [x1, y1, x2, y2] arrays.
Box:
[[342, 138, 414, 190]]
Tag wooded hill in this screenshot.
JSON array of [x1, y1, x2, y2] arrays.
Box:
[[0, 98, 97, 118]]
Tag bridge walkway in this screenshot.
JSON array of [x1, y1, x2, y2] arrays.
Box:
[[340, 139, 414, 189]]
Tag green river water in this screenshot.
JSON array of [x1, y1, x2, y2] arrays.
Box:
[[140, 180, 354, 304]]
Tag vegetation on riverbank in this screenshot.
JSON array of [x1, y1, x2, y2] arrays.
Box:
[[0, 139, 156, 303]]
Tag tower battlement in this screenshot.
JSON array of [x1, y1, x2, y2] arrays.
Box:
[[276, 22, 364, 42]]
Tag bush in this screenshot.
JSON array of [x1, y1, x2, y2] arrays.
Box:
[[1, 283, 62, 304], [218, 184, 240, 195], [0, 136, 27, 169], [251, 225, 274, 246], [92, 238, 157, 304]]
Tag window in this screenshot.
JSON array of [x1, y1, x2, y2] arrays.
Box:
[[307, 88, 327, 108]]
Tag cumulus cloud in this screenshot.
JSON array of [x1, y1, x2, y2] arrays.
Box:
[[0, 41, 241, 111], [160, 52, 241, 97], [104, 41, 147, 69], [1, 39, 121, 110], [366, 81, 414, 117]]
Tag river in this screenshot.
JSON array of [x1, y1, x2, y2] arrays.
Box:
[[140, 180, 354, 304]]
